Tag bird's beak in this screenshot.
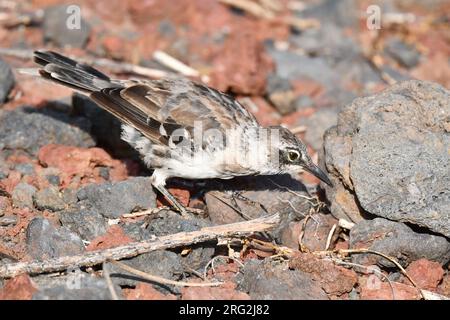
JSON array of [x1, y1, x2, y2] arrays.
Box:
[[303, 163, 333, 187]]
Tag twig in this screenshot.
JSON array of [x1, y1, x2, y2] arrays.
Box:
[[102, 262, 119, 300], [121, 207, 169, 218], [0, 213, 280, 278], [153, 50, 200, 78], [109, 260, 222, 287], [324, 223, 337, 251], [0, 48, 174, 79], [220, 0, 274, 19], [290, 125, 307, 134]]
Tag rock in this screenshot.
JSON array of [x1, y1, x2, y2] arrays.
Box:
[[404, 259, 444, 291], [108, 250, 184, 288], [43, 5, 91, 48], [268, 48, 337, 87], [209, 31, 273, 95], [76, 177, 156, 218], [0, 215, 18, 226], [125, 283, 177, 300], [289, 253, 358, 296], [266, 75, 296, 115], [297, 0, 358, 29], [33, 272, 121, 300], [122, 210, 215, 271], [280, 213, 338, 251], [324, 81, 450, 237], [438, 274, 450, 297], [0, 58, 14, 103], [301, 107, 339, 151], [14, 163, 35, 176], [205, 175, 315, 242], [26, 217, 85, 260], [33, 186, 66, 212], [0, 196, 10, 216], [359, 278, 421, 300], [349, 218, 450, 267], [12, 183, 37, 209], [38, 144, 128, 184], [59, 206, 108, 241], [0, 274, 37, 300], [0, 108, 95, 157], [237, 259, 328, 300], [384, 37, 421, 69], [86, 225, 133, 251]]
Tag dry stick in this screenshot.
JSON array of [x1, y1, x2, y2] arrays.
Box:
[[153, 50, 200, 78], [219, 0, 319, 29], [109, 260, 222, 287], [0, 213, 280, 278], [121, 207, 170, 219], [0, 48, 174, 79], [324, 223, 337, 251], [102, 262, 119, 300]]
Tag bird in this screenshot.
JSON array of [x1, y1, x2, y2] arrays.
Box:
[[32, 50, 332, 216]]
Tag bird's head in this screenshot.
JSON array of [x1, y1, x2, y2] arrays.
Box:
[[273, 126, 332, 186]]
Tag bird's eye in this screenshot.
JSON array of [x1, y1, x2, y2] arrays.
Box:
[[287, 150, 300, 162]]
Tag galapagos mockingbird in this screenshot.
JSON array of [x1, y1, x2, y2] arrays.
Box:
[[33, 50, 332, 215]]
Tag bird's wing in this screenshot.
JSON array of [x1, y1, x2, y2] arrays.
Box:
[[33, 51, 258, 147]]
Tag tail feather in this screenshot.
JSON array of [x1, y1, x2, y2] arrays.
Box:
[[34, 50, 115, 93]]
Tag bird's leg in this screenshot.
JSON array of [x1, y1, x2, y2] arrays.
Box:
[[153, 183, 190, 217], [231, 191, 269, 214], [150, 170, 190, 217]]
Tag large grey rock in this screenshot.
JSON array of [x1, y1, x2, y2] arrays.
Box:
[[0, 108, 95, 156], [76, 177, 157, 218], [0, 59, 14, 103], [26, 217, 85, 260], [350, 218, 450, 267], [237, 259, 328, 300], [43, 5, 91, 48], [324, 80, 450, 237]]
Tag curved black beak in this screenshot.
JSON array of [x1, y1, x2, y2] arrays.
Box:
[[303, 163, 333, 187]]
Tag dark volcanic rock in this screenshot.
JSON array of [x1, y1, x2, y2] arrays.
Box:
[[0, 108, 95, 157], [324, 81, 450, 236], [43, 5, 91, 48], [108, 250, 184, 288], [122, 210, 215, 271], [26, 218, 85, 260], [0, 59, 14, 103], [33, 271, 121, 300], [59, 206, 108, 241], [12, 183, 37, 209], [384, 37, 421, 69], [350, 218, 450, 267], [238, 259, 328, 300], [76, 177, 157, 218], [33, 186, 66, 212]]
